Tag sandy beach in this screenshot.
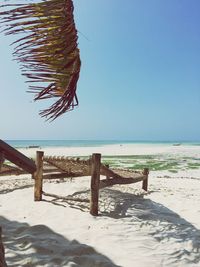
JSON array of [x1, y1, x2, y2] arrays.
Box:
[[1, 0, 199, 265], [0, 143, 200, 267]]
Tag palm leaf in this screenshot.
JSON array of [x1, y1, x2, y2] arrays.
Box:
[[0, 0, 81, 120]]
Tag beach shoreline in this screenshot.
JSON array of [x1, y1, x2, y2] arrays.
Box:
[[16, 142, 200, 158], [0, 143, 200, 266]]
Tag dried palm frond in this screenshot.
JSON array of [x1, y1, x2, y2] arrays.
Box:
[[0, 0, 81, 120]]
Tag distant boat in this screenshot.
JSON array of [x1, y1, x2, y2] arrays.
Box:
[[173, 143, 181, 146], [28, 145, 40, 148]]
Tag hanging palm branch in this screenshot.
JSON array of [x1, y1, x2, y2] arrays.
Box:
[[0, 0, 81, 120]]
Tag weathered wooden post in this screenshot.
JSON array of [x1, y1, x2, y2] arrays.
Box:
[[142, 168, 149, 191], [0, 227, 7, 267], [0, 151, 5, 171], [105, 164, 110, 180], [34, 151, 44, 201], [90, 153, 101, 216]]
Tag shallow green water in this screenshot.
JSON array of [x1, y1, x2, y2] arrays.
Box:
[[101, 155, 200, 172]]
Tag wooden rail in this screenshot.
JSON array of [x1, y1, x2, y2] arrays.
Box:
[[0, 139, 36, 174]]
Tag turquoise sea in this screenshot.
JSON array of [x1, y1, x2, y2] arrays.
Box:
[[2, 140, 200, 172], [4, 140, 200, 149]]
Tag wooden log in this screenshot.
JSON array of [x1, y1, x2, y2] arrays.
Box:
[[0, 227, 7, 267], [90, 153, 101, 216], [34, 151, 44, 201], [142, 168, 149, 191], [0, 139, 36, 173]]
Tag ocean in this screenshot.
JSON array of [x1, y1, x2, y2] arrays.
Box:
[[4, 139, 200, 149], [1, 139, 200, 173]]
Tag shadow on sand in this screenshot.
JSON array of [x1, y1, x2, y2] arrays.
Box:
[[0, 216, 120, 267], [101, 188, 200, 264], [45, 187, 200, 265], [0, 177, 33, 195]]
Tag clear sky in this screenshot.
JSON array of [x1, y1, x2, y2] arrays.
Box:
[[0, 0, 200, 141]]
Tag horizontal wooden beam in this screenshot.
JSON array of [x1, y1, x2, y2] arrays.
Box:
[[43, 168, 63, 173], [99, 175, 146, 189], [0, 140, 36, 174], [101, 165, 144, 179], [0, 169, 26, 176], [42, 172, 82, 179]]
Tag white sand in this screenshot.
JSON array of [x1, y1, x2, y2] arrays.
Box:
[[0, 144, 200, 267], [18, 143, 200, 158]]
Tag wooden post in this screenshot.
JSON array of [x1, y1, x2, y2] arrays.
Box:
[[142, 168, 149, 191], [34, 151, 44, 201], [0, 227, 7, 267], [90, 153, 101, 216], [105, 164, 110, 180], [0, 152, 5, 171]]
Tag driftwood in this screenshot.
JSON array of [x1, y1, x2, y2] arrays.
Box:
[[0, 227, 7, 267]]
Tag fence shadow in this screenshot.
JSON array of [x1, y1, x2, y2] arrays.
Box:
[[100, 188, 200, 264], [0, 178, 33, 195], [0, 216, 121, 267], [44, 187, 200, 265], [0, 184, 33, 195]]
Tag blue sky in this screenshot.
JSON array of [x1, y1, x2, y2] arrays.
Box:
[[0, 0, 200, 140]]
